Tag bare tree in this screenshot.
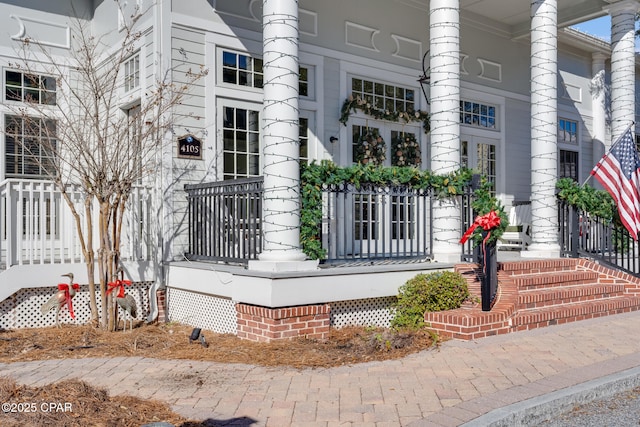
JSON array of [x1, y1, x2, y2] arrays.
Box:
[[5, 2, 206, 330]]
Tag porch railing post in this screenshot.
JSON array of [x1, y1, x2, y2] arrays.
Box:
[[570, 204, 579, 258]]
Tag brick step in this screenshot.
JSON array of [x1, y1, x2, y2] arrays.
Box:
[[512, 270, 599, 290], [512, 296, 640, 331], [499, 258, 579, 275], [518, 283, 626, 309]]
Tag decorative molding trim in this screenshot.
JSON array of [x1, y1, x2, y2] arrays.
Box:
[[300, 9, 317, 37], [562, 82, 583, 103], [390, 35, 422, 62], [460, 53, 470, 76], [10, 15, 70, 49], [477, 58, 502, 83], [215, 0, 260, 22], [345, 21, 380, 52]]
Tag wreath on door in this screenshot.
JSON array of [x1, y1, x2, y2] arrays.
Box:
[[354, 129, 386, 165]]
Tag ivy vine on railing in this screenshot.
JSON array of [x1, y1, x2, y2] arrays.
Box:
[[300, 161, 507, 259]]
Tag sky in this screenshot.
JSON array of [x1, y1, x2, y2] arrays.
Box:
[[570, 15, 611, 42]]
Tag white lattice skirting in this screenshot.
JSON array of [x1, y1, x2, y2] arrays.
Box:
[[0, 282, 152, 329], [166, 287, 395, 334]]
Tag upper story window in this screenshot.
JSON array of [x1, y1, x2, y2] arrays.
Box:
[[5, 114, 57, 179], [350, 78, 415, 112], [558, 118, 578, 144], [222, 51, 264, 88], [124, 54, 140, 92], [5, 70, 56, 105], [220, 50, 311, 97], [460, 100, 496, 129]]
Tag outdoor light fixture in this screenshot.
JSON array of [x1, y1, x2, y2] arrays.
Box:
[[418, 50, 431, 105], [330, 136, 338, 143]]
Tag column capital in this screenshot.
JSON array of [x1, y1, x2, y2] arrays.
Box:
[[604, 0, 640, 15], [591, 52, 608, 63]]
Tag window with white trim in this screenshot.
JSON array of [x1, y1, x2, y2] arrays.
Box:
[[460, 100, 496, 129], [558, 118, 578, 144], [559, 149, 578, 181], [5, 115, 57, 178], [124, 54, 140, 92], [222, 105, 260, 180], [220, 49, 312, 97], [351, 78, 415, 112], [5, 70, 56, 105]]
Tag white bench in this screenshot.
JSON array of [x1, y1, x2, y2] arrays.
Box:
[[497, 203, 532, 250]]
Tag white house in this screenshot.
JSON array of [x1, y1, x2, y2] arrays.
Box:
[[0, 0, 639, 340]]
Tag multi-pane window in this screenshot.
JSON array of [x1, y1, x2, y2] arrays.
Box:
[[221, 50, 310, 96], [299, 67, 309, 97], [559, 150, 579, 181], [5, 70, 56, 105], [222, 106, 260, 180], [222, 51, 264, 88], [5, 115, 57, 178], [299, 117, 309, 164], [461, 139, 497, 193], [460, 100, 496, 129], [124, 55, 140, 92], [558, 118, 578, 144], [351, 78, 415, 112]]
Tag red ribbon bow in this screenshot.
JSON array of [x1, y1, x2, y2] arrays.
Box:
[[57, 283, 80, 319], [107, 279, 132, 298], [460, 211, 501, 274], [460, 210, 501, 244]]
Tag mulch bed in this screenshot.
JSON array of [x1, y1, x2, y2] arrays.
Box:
[[0, 323, 439, 426]]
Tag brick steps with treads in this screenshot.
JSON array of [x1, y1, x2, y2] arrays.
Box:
[[512, 295, 640, 331], [425, 258, 640, 340], [518, 283, 626, 309]]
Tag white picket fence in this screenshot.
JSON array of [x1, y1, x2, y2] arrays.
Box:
[[0, 179, 154, 269]]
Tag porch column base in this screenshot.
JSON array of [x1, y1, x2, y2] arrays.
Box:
[[236, 303, 330, 342], [432, 251, 462, 263], [520, 243, 561, 259], [248, 259, 319, 272]]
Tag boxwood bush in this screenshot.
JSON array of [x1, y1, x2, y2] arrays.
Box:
[[391, 271, 470, 330]]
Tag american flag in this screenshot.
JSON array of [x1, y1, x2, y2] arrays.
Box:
[[590, 126, 640, 240]]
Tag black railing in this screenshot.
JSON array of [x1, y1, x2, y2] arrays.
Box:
[[320, 183, 434, 263], [183, 176, 478, 266], [184, 177, 263, 264], [559, 200, 640, 276]]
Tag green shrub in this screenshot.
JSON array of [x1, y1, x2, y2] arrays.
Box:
[[391, 271, 470, 330]]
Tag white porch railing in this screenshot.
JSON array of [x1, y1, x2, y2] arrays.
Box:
[[0, 179, 154, 269]]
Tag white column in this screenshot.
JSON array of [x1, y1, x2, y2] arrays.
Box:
[[591, 53, 607, 165], [250, 0, 317, 271], [607, 0, 638, 142], [524, 0, 560, 258], [429, 0, 461, 263]]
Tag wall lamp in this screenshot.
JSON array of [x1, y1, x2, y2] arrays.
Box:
[[330, 136, 338, 143], [418, 50, 430, 105]]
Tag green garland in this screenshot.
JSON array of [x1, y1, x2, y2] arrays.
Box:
[[340, 96, 430, 133], [300, 161, 507, 259], [556, 178, 615, 221]]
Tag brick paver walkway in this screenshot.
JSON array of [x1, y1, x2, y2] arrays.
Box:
[[2, 310, 640, 426]]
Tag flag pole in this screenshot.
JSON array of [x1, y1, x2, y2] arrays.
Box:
[[582, 120, 636, 187]]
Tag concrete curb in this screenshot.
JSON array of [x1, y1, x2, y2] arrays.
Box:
[[461, 366, 640, 426]]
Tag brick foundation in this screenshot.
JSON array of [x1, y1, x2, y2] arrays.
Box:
[[236, 303, 330, 342], [156, 289, 167, 323]]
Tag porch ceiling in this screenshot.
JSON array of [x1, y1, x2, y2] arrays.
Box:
[[459, 0, 611, 37]]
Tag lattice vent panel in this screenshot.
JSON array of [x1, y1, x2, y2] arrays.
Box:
[[0, 282, 153, 329], [330, 296, 396, 328], [166, 287, 237, 334]]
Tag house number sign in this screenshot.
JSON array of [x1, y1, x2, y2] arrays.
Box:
[[177, 134, 202, 159]]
